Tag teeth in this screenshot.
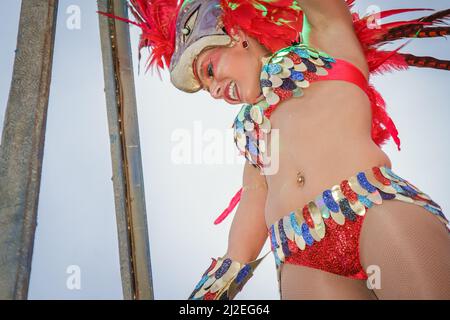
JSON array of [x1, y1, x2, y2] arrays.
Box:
[[228, 81, 237, 100]]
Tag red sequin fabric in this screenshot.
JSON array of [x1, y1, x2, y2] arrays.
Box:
[[285, 215, 367, 279], [268, 165, 448, 280]]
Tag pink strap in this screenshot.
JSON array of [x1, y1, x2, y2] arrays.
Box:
[[319, 59, 401, 150], [319, 58, 369, 95]]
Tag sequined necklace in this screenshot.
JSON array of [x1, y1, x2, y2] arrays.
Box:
[[233, 43, 336, 171]]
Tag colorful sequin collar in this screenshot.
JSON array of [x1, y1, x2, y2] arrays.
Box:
[[233, 43, 336, 168], [269, 166, 447, 268], [189, 253, 268, 300]]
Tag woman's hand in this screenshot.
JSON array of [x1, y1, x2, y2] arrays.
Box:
[[225, 160, 268, 263]]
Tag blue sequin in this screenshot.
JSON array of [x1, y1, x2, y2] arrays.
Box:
[[358, 194, 373, 208], [321, 56, 336, 63], [194, 274, 209, 290], [215, 258, 231, 279], [270, 224, 278, 250], [293, 48, 310, 58], [234, 126, 244, 135], [400, 184, 418, 197], [357, 172, 377, 193], [243, 107, 252, 121], [248, 141, 258, 156], [273, 250, 282, 266], [290, 212, 303, 236], [378, 189, 396, 200], [236, 265, 251, 284], [280, 78, 297, 90], [323, 190, 339, 213], [278, 220, 291, 257], [260, 79, 272, 87], [290, 69, 304, 81], [424, 204, 444, 217], [301, 223, 314, 246], [301, 58, 317, 72], [384, 167, 403, 182], [390, 181, 404, 193], [339, 199, 356, 221], [323, 61, 333, 69], [264, 63, 282, 75]]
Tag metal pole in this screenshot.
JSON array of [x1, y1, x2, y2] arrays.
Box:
[[0, 0, 58, 299], [97, 0, 154, 300]]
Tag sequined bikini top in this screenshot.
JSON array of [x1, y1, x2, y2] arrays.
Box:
[[232, 43, 369, 170]]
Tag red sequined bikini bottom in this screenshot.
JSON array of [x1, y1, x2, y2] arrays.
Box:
[[268, 166, 448, 280]]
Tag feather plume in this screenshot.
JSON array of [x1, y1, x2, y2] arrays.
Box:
[[400, 54, 450, 71], [99, 0, 181, 72], [351, 6, 450, 150], [383, 26, 450, 41], [421, 8, 450, 24], [382, 9, 450, 42]]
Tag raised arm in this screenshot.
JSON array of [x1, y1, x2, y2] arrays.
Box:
[[299, 0, 369, 76], [298, 0, 354, 30], [189, 160, 269, 300]]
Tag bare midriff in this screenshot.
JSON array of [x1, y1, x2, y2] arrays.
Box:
[[261, 80, 391, 297], [263, 80, 391, 227]]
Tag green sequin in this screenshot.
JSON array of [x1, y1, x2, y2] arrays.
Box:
[[253, 3, 268, 16], [272, 56, 284, 63], [276, 50, 289, 57], [289, 1, 302, 11], [308, 50, 319, 59], [181, 0, 196, 10], [228, 2, 238, 10], [277, 18, 294, 24]]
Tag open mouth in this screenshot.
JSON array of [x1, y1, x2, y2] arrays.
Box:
[[225, 80, 240, 103]]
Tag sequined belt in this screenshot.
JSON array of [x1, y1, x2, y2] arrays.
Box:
[[268, 166, 448, 267]]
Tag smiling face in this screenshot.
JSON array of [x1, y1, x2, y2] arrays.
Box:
[[194, 29, 271, 105]]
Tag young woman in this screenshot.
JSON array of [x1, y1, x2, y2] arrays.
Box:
[[110, 0, 450, 299]]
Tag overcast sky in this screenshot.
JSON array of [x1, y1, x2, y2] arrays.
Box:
[[0, 0, 449, 299]]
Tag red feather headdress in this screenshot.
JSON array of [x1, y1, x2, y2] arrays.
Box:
[[101, 0, 304, 72], [219, 0, 303, 53]]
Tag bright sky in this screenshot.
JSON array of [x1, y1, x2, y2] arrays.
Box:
[[0, 0, 449, 299]]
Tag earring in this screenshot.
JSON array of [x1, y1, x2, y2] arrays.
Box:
[[242, 40, 249, 49]]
